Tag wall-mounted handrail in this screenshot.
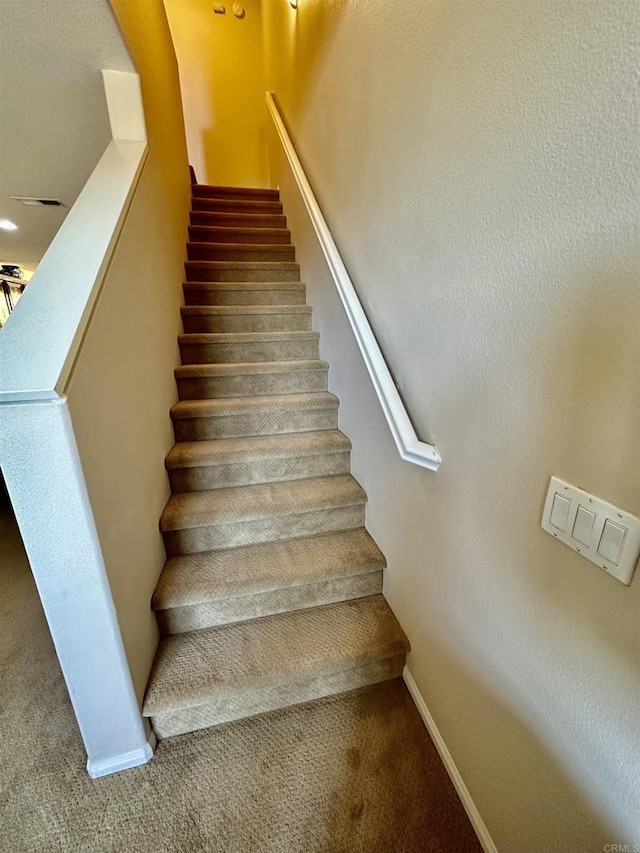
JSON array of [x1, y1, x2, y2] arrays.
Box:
[[265, 92, 441, 471]]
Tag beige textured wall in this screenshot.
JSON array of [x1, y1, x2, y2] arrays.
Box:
[[164, 0, 269, 187], [263, 1, 640, 850], [66, 0, 190, 703]]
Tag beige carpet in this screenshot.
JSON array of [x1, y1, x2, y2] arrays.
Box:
[[0, 504, 481, 853]]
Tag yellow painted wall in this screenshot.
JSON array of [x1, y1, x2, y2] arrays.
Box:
[[67, 0, 190, 703], [164, 0, 269, 188], [110, 0, 191, 242], [263, 0, 640, 849]]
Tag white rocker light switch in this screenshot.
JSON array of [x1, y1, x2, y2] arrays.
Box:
[[597, 520, 627, 565], [550, 493, 571, 531], [572, 505, 596, 547], [541, 476, 640, 586]]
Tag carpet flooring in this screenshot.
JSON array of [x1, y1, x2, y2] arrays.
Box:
[[0, 504, 482, 853]]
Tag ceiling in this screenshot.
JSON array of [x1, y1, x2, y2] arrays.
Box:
[[0, 0, 135, 271]]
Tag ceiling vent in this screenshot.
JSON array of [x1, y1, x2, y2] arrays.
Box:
[[10, 196, 67, 207]]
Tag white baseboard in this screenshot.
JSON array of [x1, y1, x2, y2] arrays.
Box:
[[403, 666, 498, 853], [86, 731, 156, 779]]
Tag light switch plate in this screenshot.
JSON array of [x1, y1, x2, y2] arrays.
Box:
[[541, 476, 640, 585]]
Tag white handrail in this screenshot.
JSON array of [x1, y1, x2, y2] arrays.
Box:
[[266, 92, 441, 471]]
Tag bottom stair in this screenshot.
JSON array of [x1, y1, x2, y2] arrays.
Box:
[[143, 594, 409, 739]]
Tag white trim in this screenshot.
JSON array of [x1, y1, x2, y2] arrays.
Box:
[[403, 667, 498, 853], [102, 70, 147, 143], [87, 732, 156, 779], [0, 399, 155, 779], [265, 92, 441, 472]]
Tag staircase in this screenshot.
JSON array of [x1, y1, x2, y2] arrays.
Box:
[[143, 183, 409, 739]]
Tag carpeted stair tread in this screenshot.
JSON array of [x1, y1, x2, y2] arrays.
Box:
[[183, 281, 306, 307], [188, 225, 291, 244], [183, 280, 304, 292], [192, 185, 279, 200], [181, 305, 311, 317], [160, 473, 366, 533], [166, 430, 351, 470], [187, 243, 296, 264], [190, 211, 287, 229], [143, 595, 409, 716], [170, 392, 339, 441], [171, 392, 338, 420], [183, 280, 306, 306], [185, 260, 300, 282], [186, 260, 299, 271], [178, 331, 320, 364], [165, 430, 350, 492], [187, 241, 295, 254], [174, 359, 328, 378], [178, 330, 318, 346], [174, 360, 329, 400], [152, 528, 385, 610], [192, 197, 283, 213], [180, 306, 312, 334]]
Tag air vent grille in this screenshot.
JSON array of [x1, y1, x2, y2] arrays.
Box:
[[10, 196, 67, 207]]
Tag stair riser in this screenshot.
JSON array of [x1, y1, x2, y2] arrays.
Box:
[[188, 227, 291, 245], [192, 187, 279, 201], [187, 245, 296, 263], [168, 451, 351, 492], [176, 370, 329, 400], [179, 339, 319, 364], [192, 198, 283, 214], [173, 407, 339, 441], [150, 654, 405, 739], [190, 212, 287, 229], [183, 287, 306, 306], [156, 571, 383, 635], [163, 504, 365, 556], [185, 263, 300, 282], [181, 313, 312, 334]]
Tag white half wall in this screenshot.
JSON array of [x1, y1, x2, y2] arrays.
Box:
[[0, 0, 191, 775], [65, 150, 187, 704], [0, 399, 154, 778]]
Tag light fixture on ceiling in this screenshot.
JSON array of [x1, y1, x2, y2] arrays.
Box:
[[0, 219, 18, 232]]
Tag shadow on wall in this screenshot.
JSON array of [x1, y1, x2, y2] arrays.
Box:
[[262, 0, 349, 184], [164, 0, 351, 188], [0, 469, 9, 507], [164, 0, 271, 187]]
